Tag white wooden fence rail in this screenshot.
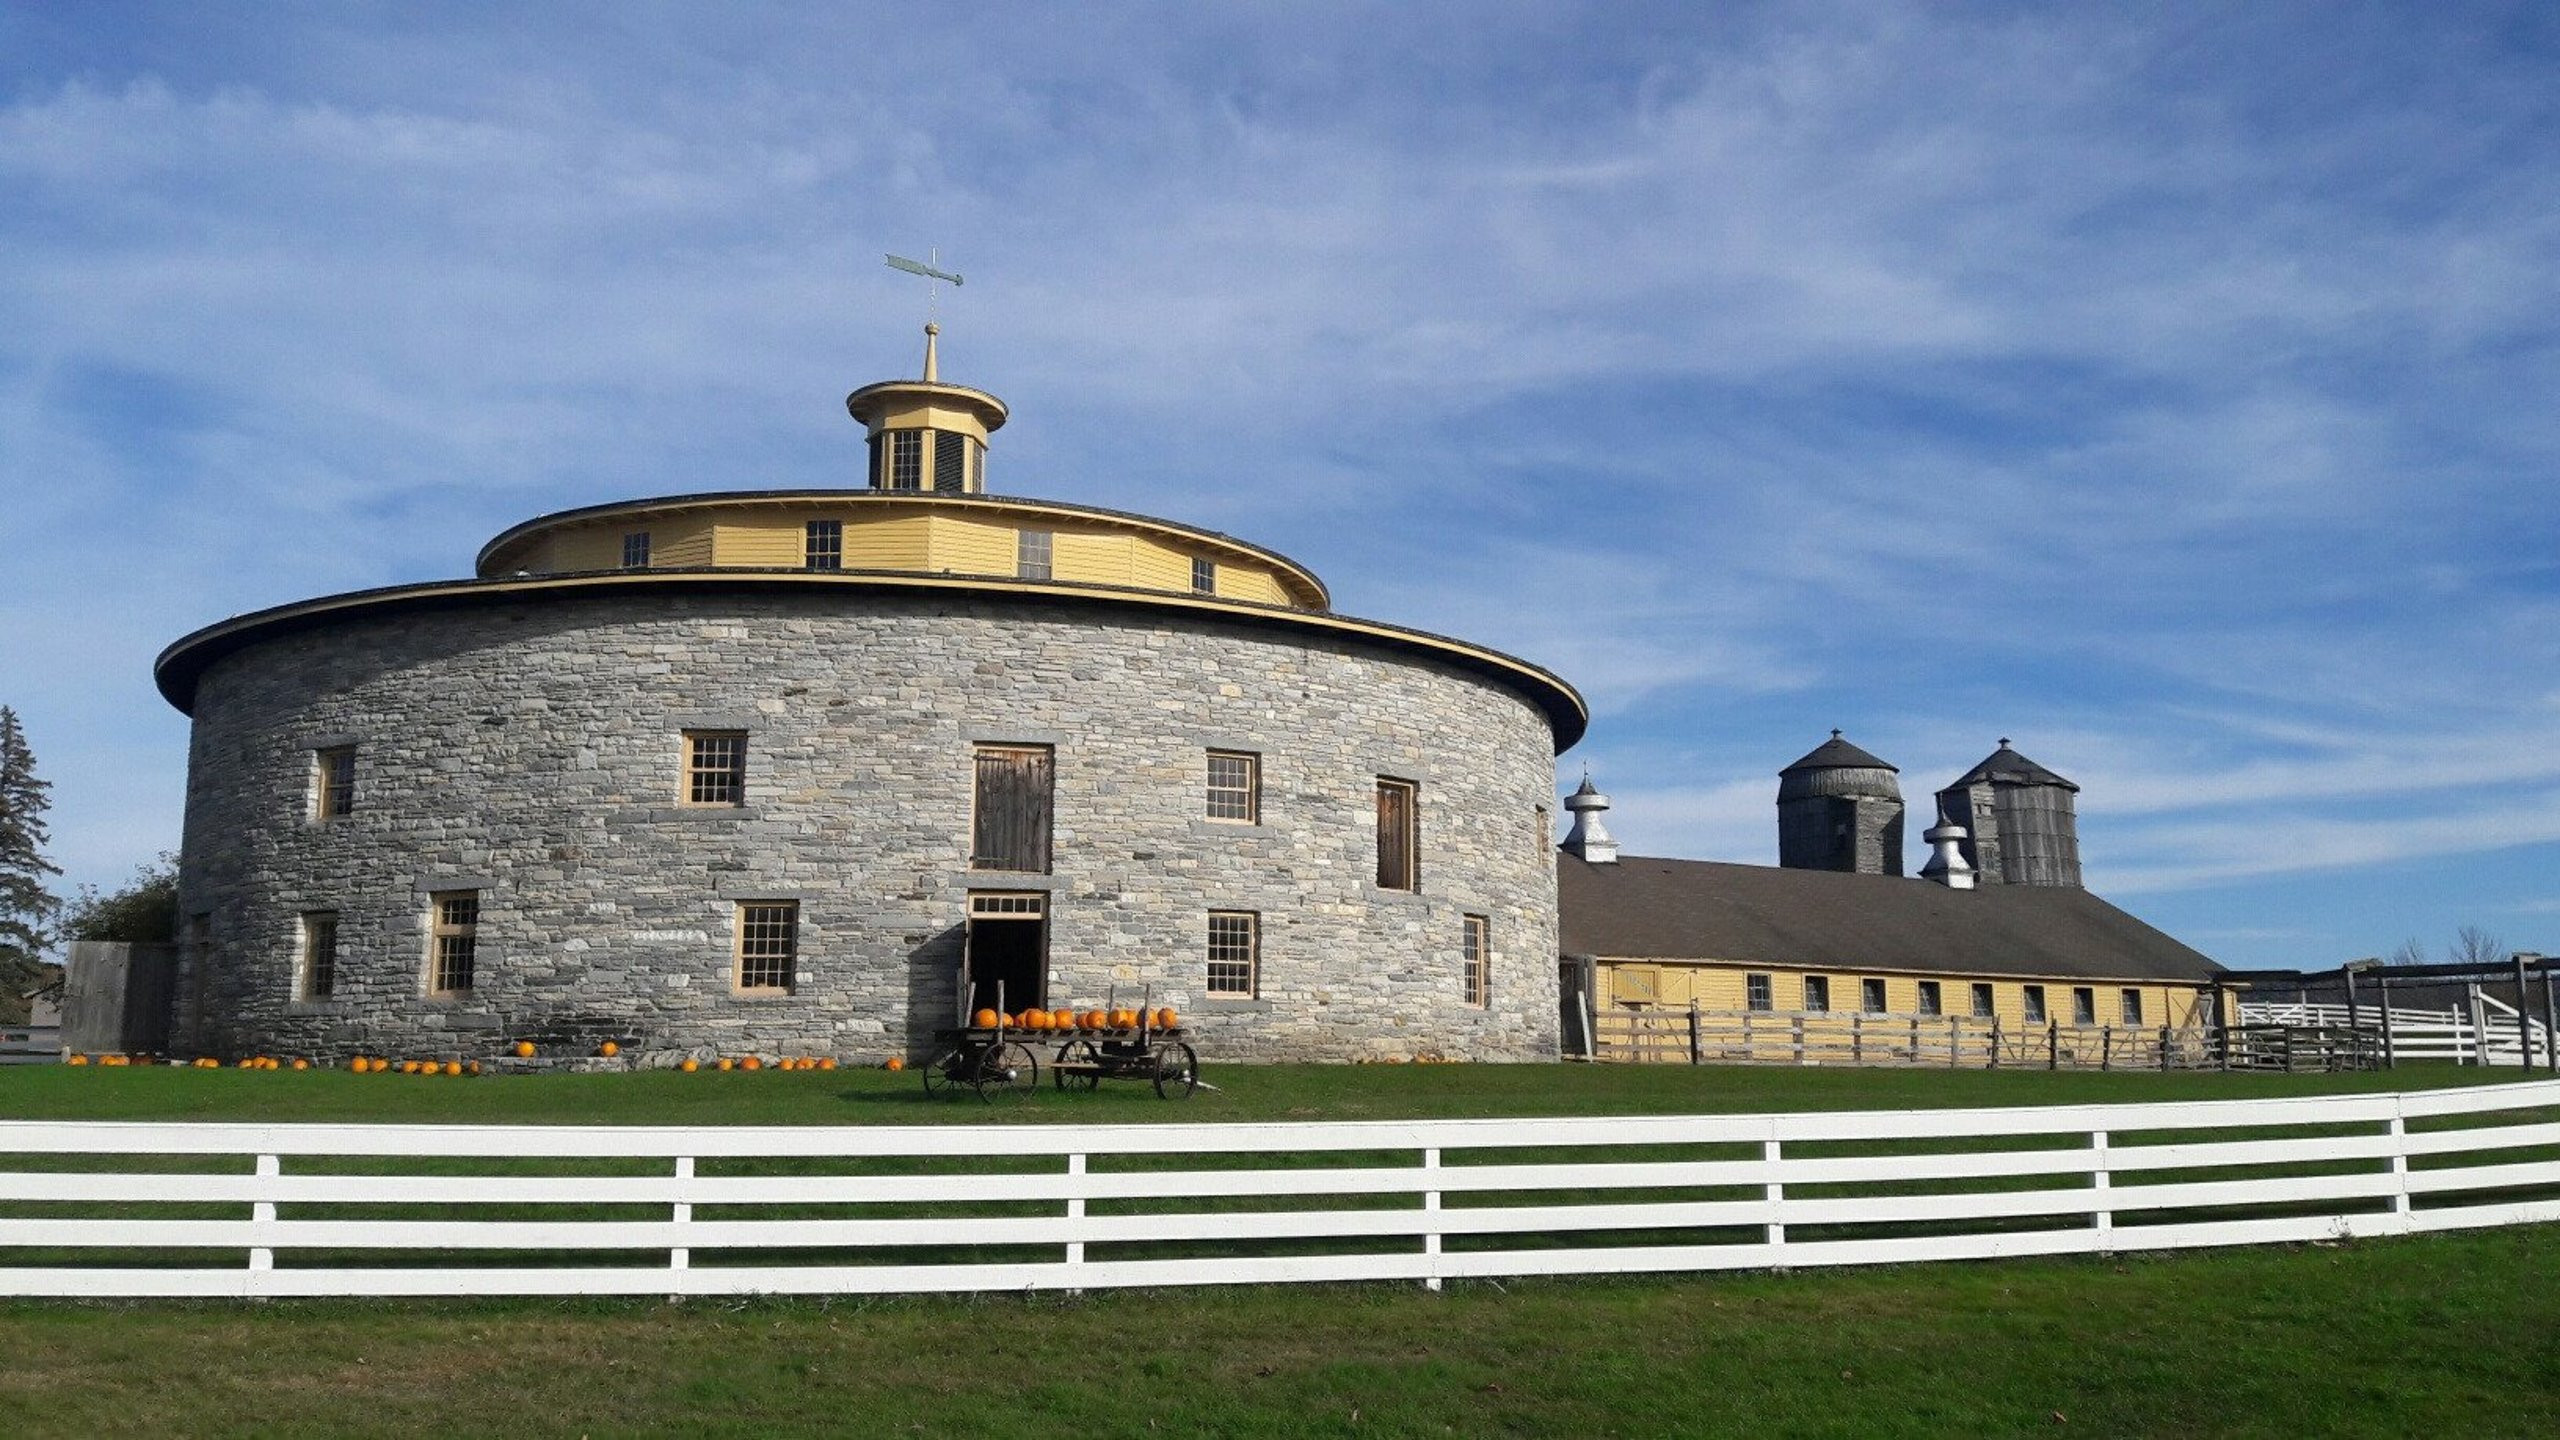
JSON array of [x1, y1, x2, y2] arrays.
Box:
[[2240, 1000, 2552, 1066], [3, 1080, 2556, 1299]]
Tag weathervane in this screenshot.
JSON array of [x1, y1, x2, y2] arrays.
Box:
[[885, 250, 963, 322]]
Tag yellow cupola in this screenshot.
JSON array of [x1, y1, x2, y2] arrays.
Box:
[[844, 323, 1010, 494]]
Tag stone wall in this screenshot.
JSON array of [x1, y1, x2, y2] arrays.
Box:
[[172, 590, 1563, 1063]]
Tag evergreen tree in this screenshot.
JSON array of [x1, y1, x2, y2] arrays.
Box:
[[0, 706, 62, 1024]]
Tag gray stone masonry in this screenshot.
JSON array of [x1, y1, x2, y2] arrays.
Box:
[[173, 591, 1563, 1064]]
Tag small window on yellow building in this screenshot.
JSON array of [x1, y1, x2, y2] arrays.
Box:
[[2121, 989, 2144, 1025], [890, 430, 923, 490], [1916, 981, 1942, 1017], [1017, 529, 1053, 581], [1745, 973, 1773, 1011], [805, 520, 842, 570], [2023, 985, 2047, 1023], [1191, 556, 1216, 595], [2073, 987, 2096, 1025], [1802, 975, 1831, 1013], [1859, 977, 1886, 1013], [621, 532, 650, 569], [1970, 982, 1994, 1019]]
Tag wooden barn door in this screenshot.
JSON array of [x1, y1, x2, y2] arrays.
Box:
[[972, 745, 1054, 874]]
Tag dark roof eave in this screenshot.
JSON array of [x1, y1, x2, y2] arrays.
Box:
[[153, 568, 1588, 750]]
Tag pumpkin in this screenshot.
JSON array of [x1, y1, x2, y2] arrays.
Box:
[[514, 1040, 536, 1058], [742, 1056, 763, 1071], [1110, 1009, 1137, 1030], [292, 1058, 310, 1071], [67, 1055, 87, 1066], [444, 1061, 463, 1076], [599, 1041, 620, 1058], [819, 1057, 838, 1070], [1155, 1007, 1179, 1029], [716, 1057, 735, 1071], [885, 1055, 906, 1071], [973, 1007, 1000, 1028], [680, 1057, 700, 1072]]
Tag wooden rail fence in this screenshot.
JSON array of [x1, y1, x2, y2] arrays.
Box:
[[1591, 1008, 2231, 1070], [3, 1080, 2556, 1298]]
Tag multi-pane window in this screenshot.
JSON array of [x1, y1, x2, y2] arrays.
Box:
[[428, 891, 478, 996], [1860, 977, 1887, 1014], [1375, 777, 1418, 891], [2121, 989, 2144, 1025], [1206, 750, 1259, 823], [1191, 556, 1216, 594], [1970, 982, 1995, 1019], [2073, 987, 2097, 1025], [684, 732, 747, 806], [1802, 975, 1831, 1013], [890, 430, 923, 490], [1207, 911, 1258, 997], [737, 902, 798, 993], [1745, 973, 1773, 1012], [2022, 985, 2047, 1024], [972, 744, 1055, 873], [1917, 980, 1943, 1017], [1017, 529, 1053, 581], [805, 520, 843, 570], [932, 430, 969, 493], [299, 911, 338, 1001], [312, 746, 355, 822], [1462, 914, 1490, 1008], [621, 532, 651, 569]]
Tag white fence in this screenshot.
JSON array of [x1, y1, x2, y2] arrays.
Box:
[[2241, 998, 2553, 1067], [3, 1080, 2557, 1299]]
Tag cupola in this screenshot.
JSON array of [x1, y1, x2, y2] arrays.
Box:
[[844, 323, 1010, 494], [1776, 729, 1905, 876]]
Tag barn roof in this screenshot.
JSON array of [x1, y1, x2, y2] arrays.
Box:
[[1779, 731, 1898, 775], [1948, 741, 2079, 792], [1558, 853, 2222, 983]]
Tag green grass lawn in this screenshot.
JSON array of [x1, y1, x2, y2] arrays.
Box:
[[1, 1225, 2553, 1438], [0, 1057, 2518, 1127]]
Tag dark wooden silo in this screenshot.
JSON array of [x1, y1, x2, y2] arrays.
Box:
[[1777, 731, 1905, 876], [1934, 740, 2082, 888]]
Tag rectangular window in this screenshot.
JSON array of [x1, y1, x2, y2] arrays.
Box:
[[1917, 980, 1942, 1017], [971, 744, 1055, 873], [1860, 977, 1887, 1014], [1535, 804, 1550, 858], [2121, 988, 2144, 1025], [736, 902, 798, 993], [1017, 528, 1053, 581], [1191, 556, 1217, 594], [1462, 914, 1490, 1008], [805, 519, 843, 570], [312, 746, 355, 822], [1375, 777, 1418, 891], [1745, 973, 1773, 1012], [867, 434, 884, 488], [1205, 750, 1259, 823], [2023, 985, 2047, 1024], [1971, 982, 1995, 1019], [1802, 975, 1831, 1013], [890, 430, 922, 490], [428, 891, 478, 996], [684, 731, 747, 806], [621, 531, 651, 569], [1207, 911, 1258, 997], [299, 911, 338, 1000], [2073, 986, 2097, 1026], [932, 430, 969, 493]]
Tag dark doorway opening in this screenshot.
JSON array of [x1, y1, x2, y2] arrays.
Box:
[[963, 893, 1047, 1017]]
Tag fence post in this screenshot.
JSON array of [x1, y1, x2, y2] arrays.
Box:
[[2091, 1130, 2112, 1254], [669, 1155, 693, 1274], [250, 1153, 279, 1278], [2517, 955, 2536, 1075], [1763, 1135, 1787, 1266], [1066, 1152, 1088, 1269], [1988, 1019, 2002, 1070], [1688, 1002, 1702, 1066], [2389, 1103, 2412, 1231], [1852, 1013, 1864, 1065], [1792, 1015, 1805, 1066], [1422, 1148, 1443, 1291], [2047, 1021, 2059, 1071], [2101, 1026, 2112, 1072], [1949, 1016, 1960, 1068], [2544, 966, 2558, 1071], [2378, 972, 2396, 1069]]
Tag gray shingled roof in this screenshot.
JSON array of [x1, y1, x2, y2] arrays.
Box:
[[1559, 853, 2222, 983], [1780, 732, 1898, 774], [1949, 742, 2079, 792]]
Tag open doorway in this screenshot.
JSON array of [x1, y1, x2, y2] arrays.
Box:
[[963, 892, 1047, 1018]]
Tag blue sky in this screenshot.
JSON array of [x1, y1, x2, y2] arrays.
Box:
[[3, 2, 2555, 969]]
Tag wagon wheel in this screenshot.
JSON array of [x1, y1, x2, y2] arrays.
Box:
[[921, 1044, 962, 1097], [975, 1040, 1040, 1102], [1053, 1039, 1101, 1091], [1153, 1041, 1200, 1099]]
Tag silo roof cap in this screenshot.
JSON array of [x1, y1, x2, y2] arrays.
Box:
[[1951, 739, 2080, 792], [1780, 730, 1899, 776]]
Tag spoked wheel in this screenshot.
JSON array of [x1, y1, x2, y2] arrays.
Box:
[[1153, 1040, 1200, 1099], [1053, 1039, 1101, 1091], [921, 1046, 960, 1097], [974, 1040, 1040, 1102]]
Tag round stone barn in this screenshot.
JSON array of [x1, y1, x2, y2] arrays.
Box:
[[155, 331, 1586, 1065]]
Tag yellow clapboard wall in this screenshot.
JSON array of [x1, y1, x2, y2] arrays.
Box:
[[1603, 961, 2212, 1032]]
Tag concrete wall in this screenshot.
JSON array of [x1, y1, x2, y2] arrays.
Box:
[[171, 591, 1561, 1064]]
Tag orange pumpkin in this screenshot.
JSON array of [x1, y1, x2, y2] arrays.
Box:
[[885, 1055, 906, 1072], [716, 1057, 735, 1071], [1110, 1009, 1137, 1030], [819, 1057, 838, 1071], [443, 1061, 463, 1076], [680, 1057, 700, 1073], [599, 1041, 620, 1058], [973, 1008, 999, 1028], [514, 1040, 536, 1058], [742, 1056, 763, 1071], [1155, 1007, 1179, 1030]]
